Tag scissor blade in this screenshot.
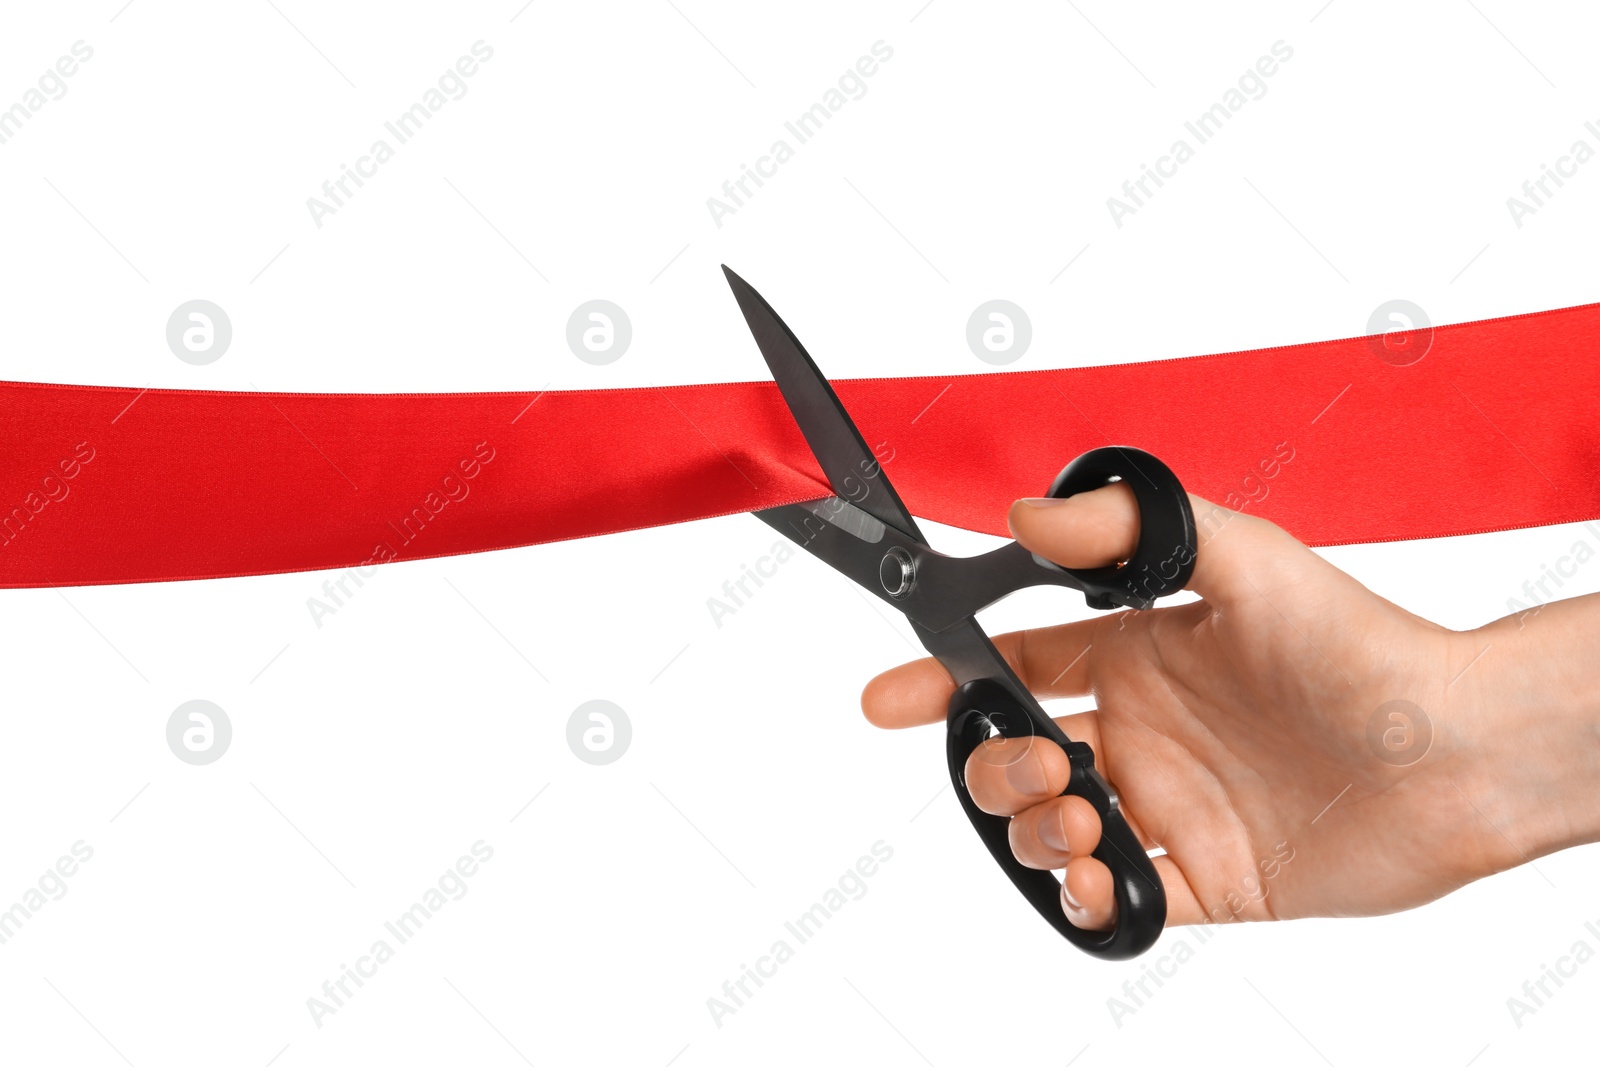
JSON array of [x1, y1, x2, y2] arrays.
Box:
[[723, 265, 924, 543], [755, 501, 900, 610]]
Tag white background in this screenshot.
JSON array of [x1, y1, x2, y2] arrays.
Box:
[[1, 1, 1598, 1064]]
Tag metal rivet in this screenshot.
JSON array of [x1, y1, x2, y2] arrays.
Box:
[[879, 546, 916, 599]]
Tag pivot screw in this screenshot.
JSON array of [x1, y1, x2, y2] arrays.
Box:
[[879, 546, 916, 599]]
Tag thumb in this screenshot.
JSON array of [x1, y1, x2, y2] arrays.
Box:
[[1007, 484, 1295, 608]]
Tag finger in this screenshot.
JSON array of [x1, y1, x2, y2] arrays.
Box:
[[1063, 856, 1114, 931], [1182, 493, 1314, 607], [1007, 794, 1101, 869], [861, 619, 1103, 730], [1048, 709, 1159, 852], [867, 673, 1170, 857], [1009, 484, 1298, 608], [1059, 855, 1210, 931], [1005, 708, 1161, 852], [989, 799, 1199, 932], [1008, 482, 1140, 568], [860, 654, 956, 730], [1156, 856, 1211, 928], [963, 735, 1071, 816]]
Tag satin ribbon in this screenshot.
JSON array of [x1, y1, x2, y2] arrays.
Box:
[[1, 301, 1595, 588]]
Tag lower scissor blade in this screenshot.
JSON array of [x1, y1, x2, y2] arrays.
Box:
[[755, 501, 893, 604]]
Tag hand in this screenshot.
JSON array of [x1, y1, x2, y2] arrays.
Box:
[[861, 486, 1594, 931]]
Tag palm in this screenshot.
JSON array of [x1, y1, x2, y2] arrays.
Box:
[[1085, 572, 1482, 925]]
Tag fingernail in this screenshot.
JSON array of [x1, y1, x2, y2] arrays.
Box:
[[1004, 748, 1049, 796], [1062, 882, 1084, 913], [1017, 497, 1073, 509], [1038, 810, 1070, 853]]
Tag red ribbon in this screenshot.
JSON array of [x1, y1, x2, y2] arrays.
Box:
[[1, 301, 1595, 588]]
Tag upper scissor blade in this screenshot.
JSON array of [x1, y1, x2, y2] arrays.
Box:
[[722, 265, 924, 543]]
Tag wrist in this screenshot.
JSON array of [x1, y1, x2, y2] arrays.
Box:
[[1451, 601, 1600, 867]]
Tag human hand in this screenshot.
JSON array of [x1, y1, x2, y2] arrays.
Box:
[[862, 486, 1592, 931]]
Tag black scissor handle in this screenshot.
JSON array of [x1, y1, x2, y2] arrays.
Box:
[[1042, 446, 1197, 611], [947, 679, 1164, 959], [936, 447, 1195, 957]]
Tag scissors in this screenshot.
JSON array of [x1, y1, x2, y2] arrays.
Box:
[[723, 266, 1198, 960]]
